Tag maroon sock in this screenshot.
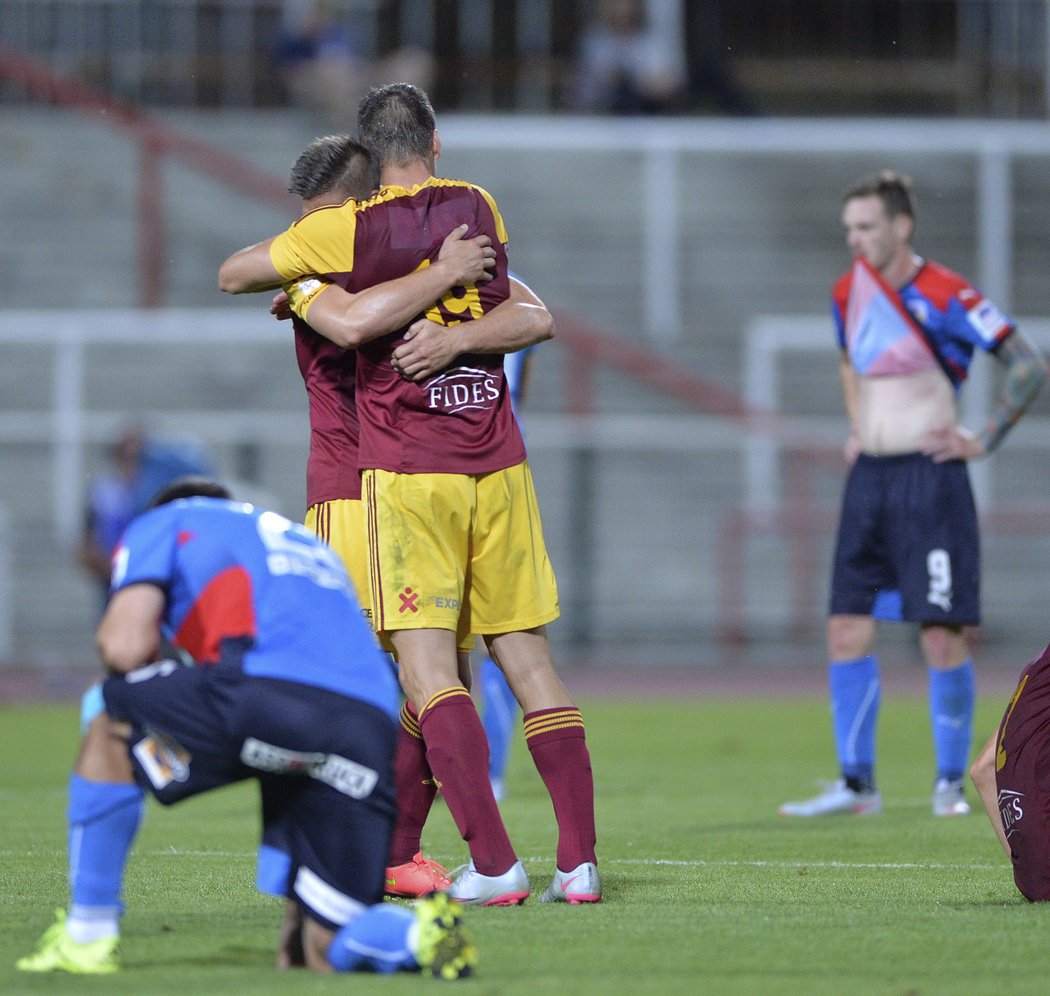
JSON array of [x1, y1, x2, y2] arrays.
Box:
[[525, 707, 597, 870], [388, 701, 437, 866], [419, 687, 518, 876]]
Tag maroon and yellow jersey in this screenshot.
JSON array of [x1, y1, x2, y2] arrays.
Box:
[[994, 644, 1050, 901], [271, 177, 524, 475], [292, 314, 361, 505]]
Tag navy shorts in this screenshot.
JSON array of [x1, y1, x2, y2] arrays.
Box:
[[102, 661, 397, 929], [829, 452, 980, 624], [994, 645, 1050, 902]]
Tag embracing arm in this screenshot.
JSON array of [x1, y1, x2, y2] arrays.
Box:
[[218, 238, 284, 294], [391, 275, 555, 383], [970, 729, 1011, 859], [95, 583, 165, 673], [291, 225, 496, 348]]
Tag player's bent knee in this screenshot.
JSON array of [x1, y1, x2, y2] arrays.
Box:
[[919, 623, 968, 668]]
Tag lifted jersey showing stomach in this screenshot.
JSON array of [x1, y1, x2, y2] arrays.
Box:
[[832, 256, 1015, 389]]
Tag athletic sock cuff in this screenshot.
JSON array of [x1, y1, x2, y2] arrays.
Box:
[[524, 707, 585, 746], [419, 686, 471, 719], [68, 774, 144, 824], [399, 702, 422, 739]]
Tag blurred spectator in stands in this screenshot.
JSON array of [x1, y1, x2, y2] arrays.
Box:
[[568, 0, 688, 114], [79, 427, 144, 601], [274, 0, 434, 127], [569, 0, 757, 117], [274, 0, 365, 126], [683, 2, 759, 115], [79, 426, 213, 609]]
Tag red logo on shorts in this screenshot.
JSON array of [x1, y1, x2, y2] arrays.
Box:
[[399, 587, 419, 614]]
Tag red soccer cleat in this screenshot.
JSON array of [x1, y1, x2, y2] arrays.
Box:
[[385, 852, 453, 898]]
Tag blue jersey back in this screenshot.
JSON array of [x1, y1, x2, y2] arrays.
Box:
[[504, 271, 536, 417], [504, 345, 533, 415], [110, 498, 397, 719]]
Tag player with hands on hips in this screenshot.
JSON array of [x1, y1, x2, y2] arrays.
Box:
[[780, 170, 1048, 820]]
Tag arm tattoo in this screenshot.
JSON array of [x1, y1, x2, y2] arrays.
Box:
[[981, 330, 1049, 453]]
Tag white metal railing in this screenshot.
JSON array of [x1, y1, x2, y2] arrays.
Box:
[[0, 308, 752, 546], [435, 114, 1050, 342], [5, 307, 1050, 658], [0, 309, 307, 546]]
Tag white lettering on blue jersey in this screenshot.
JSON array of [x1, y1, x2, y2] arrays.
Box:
[[256, 510, 346, 590]]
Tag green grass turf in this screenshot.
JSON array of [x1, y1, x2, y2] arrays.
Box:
[[1, 694, 1046, 995]]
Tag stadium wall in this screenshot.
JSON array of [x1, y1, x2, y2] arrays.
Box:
[[3, 107, 1050, 669]]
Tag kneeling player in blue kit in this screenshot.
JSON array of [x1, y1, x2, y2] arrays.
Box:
[[17, 478, 475, 978]]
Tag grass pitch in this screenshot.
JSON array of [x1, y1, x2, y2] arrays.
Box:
[[1, 692, 1046, 995]]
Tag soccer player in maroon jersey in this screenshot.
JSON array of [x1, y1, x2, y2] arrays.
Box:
[[971, 644, 1050, 902], [220, 83, 599, 906], [266, 133, 555, 899], [780, 170, 1047, 820]]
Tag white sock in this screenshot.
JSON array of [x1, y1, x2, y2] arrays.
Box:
[[66, 906, 120, 943]]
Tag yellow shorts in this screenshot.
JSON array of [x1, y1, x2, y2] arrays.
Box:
[[364, 462, 560, 638], [305, 499, 372, 624], [307, 498, 475, 655]]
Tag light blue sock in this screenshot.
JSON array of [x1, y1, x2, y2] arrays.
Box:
[[828, 655, 880, 788], [67, 774, 144, 914], [480, 658, 517, 782], [929, 660, 975, 783], [256, 844, 291, 897], [328, 905, 416, 974], [78, 683, 106, 734]]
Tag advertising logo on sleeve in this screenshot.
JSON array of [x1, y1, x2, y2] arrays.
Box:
[[966, 298, 1011, 345]]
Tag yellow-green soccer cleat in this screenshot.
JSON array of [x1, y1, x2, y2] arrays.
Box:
[[16, 909, 119, 974], [412, 892, 478, 980]]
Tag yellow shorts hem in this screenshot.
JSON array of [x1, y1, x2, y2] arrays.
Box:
[[470, 607, 561, 636]]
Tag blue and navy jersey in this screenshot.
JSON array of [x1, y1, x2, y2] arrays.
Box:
[[504, 270, 536, 417], [110, 497, 398, 719], [832, 257, 1015, 390], [504, 345, 533, 415]]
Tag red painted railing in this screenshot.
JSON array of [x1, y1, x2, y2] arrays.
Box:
[[0, 43, 294, 306]]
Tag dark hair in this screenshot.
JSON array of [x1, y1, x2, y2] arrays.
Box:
[[287, 135, 377, 201], [147, 476, 232, 510], [843, 169, 916, 221], [357, 82, 436, 169]]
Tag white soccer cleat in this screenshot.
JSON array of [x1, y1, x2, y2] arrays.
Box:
[[931, 778, 971, 817], [540, 861, 602, 904], [779, 779, 883, 817], [445, 859, 530, 906]]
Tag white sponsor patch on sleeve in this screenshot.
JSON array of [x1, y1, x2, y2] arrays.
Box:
[[967, 299, 1010, 343], [294, 277, 322, 296]]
